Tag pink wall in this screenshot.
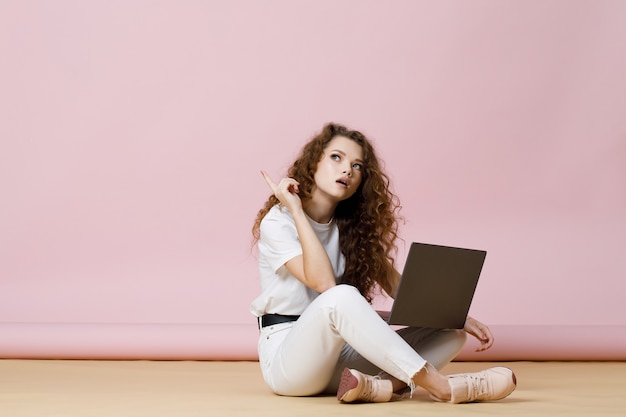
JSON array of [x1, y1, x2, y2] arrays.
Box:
[[1, 0, 625, 360]]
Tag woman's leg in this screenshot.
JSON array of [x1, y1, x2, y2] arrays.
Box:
[[259, 285, 428, 396], [259, 285, 516, 403], [330, 324, 516, 403], [325, 327, 467, 393]]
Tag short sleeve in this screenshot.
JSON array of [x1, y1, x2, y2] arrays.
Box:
[[258, 206, 303, 273]]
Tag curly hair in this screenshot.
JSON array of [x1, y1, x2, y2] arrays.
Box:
[[252, 122, 402, 302]]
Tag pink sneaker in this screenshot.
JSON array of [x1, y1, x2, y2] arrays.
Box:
[[337, 368, 393, 403], [443, 367, 517, 403]]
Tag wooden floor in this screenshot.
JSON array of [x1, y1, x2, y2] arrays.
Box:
[[1, 360, 625, 416]]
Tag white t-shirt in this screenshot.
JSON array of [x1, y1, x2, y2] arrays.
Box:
[[250, 205, 346, 317]]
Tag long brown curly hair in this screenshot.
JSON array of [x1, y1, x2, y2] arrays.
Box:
[[252, 122, 402, 302]]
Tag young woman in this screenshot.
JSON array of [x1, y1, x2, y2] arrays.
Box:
[[250, 123, 516, 404]]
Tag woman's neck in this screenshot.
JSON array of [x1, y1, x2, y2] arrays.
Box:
[[302, 199, 336, 224]]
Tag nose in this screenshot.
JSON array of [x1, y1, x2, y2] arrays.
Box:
[[343, 167, 352, 177]]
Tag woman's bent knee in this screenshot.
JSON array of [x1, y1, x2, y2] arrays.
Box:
[[316, 284, 362, 305], [325, 284, 361, 297]]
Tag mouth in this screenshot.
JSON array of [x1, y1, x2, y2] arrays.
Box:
[[336, 178, 350, 188]]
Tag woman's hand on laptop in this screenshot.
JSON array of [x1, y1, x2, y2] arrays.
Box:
[[464, 316, 494, 352]]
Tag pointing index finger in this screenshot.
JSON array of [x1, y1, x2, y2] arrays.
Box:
[[260, 170, 277, 192]]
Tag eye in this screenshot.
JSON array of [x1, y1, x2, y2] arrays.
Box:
[[331, 153, 341, 162], [352, 163, 362, 170]]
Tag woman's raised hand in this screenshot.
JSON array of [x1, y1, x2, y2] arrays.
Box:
[[261, 171, 303, 213]]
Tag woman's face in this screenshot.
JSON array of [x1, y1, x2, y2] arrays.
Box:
[[312, 135, 364, 203]]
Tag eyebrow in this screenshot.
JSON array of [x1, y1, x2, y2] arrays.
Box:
[[330, 149, 364, 164]]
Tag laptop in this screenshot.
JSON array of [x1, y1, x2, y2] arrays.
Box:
[[383, 242, 487, 329]]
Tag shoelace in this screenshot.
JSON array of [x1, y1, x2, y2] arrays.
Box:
[[462, 372, 489, 401], [358, 375, 381, 402]]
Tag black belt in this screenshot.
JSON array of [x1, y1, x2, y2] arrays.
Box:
[[259, 314, 300, 329]]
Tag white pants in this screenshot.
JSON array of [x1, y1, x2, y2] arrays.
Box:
[[258, 285, 467, 396]]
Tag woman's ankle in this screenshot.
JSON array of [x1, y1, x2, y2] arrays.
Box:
[[411, 363, 451, 401]]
